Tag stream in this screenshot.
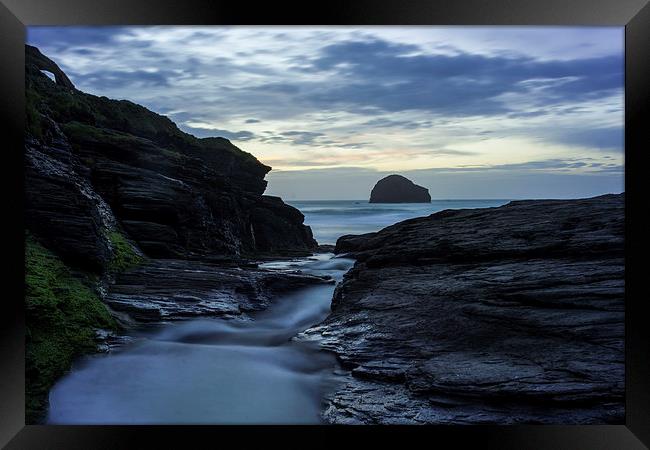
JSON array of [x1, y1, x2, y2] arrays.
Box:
[[47, 253, 355, 424]]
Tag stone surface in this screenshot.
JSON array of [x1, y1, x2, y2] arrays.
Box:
[[105, 259, 333, 323], [369, 174, 431, 203], [25, 126, 115, 272], [26, 45, 75, 89], [301, 194, 624, 424], [25, 45, 317, 266], [250, 195, 317, 256]]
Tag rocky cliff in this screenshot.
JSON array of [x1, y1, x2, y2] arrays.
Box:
[[25, 44, 316, 264], [301, 194, 624, 424], [369, 174, 431, 203], [24, 45, 318, 422]]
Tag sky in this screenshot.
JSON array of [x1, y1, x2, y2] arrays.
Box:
[[27, 26, 624, 200]]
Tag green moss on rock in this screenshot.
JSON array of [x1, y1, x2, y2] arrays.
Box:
[[108, 231, 144, 272], [25, 235, 118, 423]]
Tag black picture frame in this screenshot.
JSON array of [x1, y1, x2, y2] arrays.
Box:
[[1, 0, 648, 448]]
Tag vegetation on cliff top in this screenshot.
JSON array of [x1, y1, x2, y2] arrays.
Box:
[[25, 235, 118, 423], [25, 50, 263, 171]]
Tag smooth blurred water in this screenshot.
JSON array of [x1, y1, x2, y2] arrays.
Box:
[[47, 254, 354, 424], [287, 200, 511, 244]]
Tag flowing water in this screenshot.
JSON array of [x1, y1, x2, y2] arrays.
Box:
[[48, 254, 354, 424], [48, 200, 509, 424]]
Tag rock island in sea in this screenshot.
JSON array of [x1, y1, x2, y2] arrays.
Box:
[[369, 174, 431, 203]]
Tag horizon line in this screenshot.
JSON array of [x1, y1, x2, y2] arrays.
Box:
[[281, 192, 624, 202]]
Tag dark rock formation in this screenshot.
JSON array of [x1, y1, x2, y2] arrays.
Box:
[[23, 44, 319, 422], [25, 129, 113, 272], [316, 244, 336, 253], [369, 174, 431, 203], [300, 194, 624, 424], [26, 44, 75, 89], [25, 44, 317, 265], [105, 259, 332, 323], [251, 196, 317, 256]]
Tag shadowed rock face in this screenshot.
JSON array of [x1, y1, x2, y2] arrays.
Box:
[[25, 45, 317, 266], [300, 194, 624, 424], [369, 174, 431, 203], [25, 126, 113, 272]]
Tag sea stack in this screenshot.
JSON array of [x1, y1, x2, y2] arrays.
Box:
[[369, 174, 431, 203]]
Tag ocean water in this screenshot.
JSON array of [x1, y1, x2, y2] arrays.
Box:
[[287, 200, 511, 245]]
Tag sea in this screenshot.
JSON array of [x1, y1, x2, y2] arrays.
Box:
[[287, 199, 512, 245]]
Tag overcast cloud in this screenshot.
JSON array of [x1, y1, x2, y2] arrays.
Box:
[[27, 26, 624, 199]]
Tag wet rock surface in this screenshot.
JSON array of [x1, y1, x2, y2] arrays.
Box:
[[106, 259, 333, 323], [301, 194, 624, 424]]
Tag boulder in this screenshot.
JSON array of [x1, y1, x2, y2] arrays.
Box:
[[369, 174, 431, 203]]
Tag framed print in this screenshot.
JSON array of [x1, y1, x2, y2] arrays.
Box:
[[1, 0, 648, 448]]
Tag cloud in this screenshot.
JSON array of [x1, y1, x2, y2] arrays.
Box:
[[290, 39, 623, 116], [362, 117, 433, 130], [338, 142, 368, 149], [180, 125, 256, 141], [269, 166, 379, 176], [271, 158, 622, 176], [27, 26, 131, 50], [428, 148, 480, 156], [275, 131, 326, 145], [407, 158, 623, 174], [257, 130, 366, 149], [262, 159, 339, 168], [551, 126, 623, 151], [73, 69, 176, 89], [26, 26, 624, 199], [29, 29, 624, 125]]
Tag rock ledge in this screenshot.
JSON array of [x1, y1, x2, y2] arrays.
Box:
[[301, 193, 624, 424]]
